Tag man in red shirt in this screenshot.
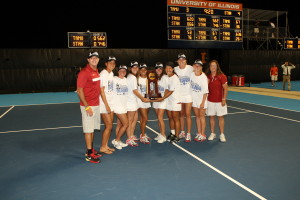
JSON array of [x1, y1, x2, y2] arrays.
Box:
[[270, 64, 278, 87], [205, 60, 228, 142], [77, 51, 102, 163]]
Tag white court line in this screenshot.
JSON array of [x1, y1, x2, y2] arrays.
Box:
[[228, 105, 300, 123], [0, 106, 14, 119], [145, 125, 267, 200], [229, 99, 300, 113], [0, 125, 82, 134]]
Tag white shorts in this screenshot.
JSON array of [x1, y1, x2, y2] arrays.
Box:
[[271, 75, 278, 81], [138, 99, 151, 109], [80, 106, 101, 133], [152, 99, 167, 109], [206, 101, 228, 116], [166, 101, 182, 111], [114, 104, 127, 114], [127, 102, 139, 112], [192, 99, 208, 109], [100, 102, 114, 114], [180, 95, 192, 103]]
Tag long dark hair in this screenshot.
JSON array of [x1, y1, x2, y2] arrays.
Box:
[[205, 60, 224, 76]]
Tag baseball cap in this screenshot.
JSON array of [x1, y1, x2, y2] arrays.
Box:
[[139, 63, 147, 69], [177, 53, 186, 60], [165, 61, 174, 68], [155, 62, 164, 69], [119, 64, 127, 71], [88, 51, 100, 58], [131, 61, 139, 67], [106, 56, 116, 62], [193, 59, 203, 65]]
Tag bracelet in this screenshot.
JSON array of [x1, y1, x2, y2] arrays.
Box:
[[222, 99, 226, 100], [85, 106, 91, 110]]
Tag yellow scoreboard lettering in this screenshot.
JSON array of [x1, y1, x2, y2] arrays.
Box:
[[68, 32, 107, 48]]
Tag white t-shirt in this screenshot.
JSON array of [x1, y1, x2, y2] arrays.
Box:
[[112, 76, 128, 114], [152, 74, 168, 109], [99, 69, 114, 113], [166, 74, 181, 104], [174, 64, 193, 99], [126, 73, 139, 111], [190, 72, 209, 108], [137, 76, 151, 108]]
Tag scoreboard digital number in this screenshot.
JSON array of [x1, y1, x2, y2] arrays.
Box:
[[167, 0, 243, 48], [284, 38, 300, 49], [68, 32, 107, 48]]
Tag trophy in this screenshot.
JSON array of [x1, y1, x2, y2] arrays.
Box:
[[144, 70, 162, 100]]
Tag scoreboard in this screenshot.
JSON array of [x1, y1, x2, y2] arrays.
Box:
[[167, 0, 243, 48], [284, 38, 300, 49], [68, 32, 107, 48]]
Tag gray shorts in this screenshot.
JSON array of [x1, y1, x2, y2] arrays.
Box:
[[80, 106, 101, 133]]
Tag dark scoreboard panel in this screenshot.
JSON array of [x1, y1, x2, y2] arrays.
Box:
[[68, 32, 107, 48], [167, 0, 243, 48], [284, 38, 300, 49]]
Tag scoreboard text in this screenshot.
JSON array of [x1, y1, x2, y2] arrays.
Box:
[[284, 38, 300, 49], [68, 32, 107, 48], [167, 0, 243, 48]]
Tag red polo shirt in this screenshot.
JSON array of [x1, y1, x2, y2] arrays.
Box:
[[77, 64, 100, 106], [207, 73, 227, 103]]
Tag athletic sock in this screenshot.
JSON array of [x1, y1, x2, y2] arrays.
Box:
[[171, 130, 175, 135], [87, 149, 93, 155]]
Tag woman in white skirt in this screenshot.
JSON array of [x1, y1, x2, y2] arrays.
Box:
[[190, 59, 209, 142], [161, 61, 182, 143], [137, 63, 152, 144], [99, 56, 116, 154], [111, 64, 133, 149], [152, 62, 168, 143]]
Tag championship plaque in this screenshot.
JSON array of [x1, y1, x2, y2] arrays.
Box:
[[145, 70, 161, 100]]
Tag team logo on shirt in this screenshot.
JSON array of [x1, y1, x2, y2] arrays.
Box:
[[191, 80, 201, 92], [179, 76, 190, 85], [116, 84, 128, 95], [107, 80, 113, 92], [139, 84, 146, 94]]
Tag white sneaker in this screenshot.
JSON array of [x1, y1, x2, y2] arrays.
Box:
[[140, 135, 150, 144], [154, 134, 162, 140], [118, 140, 128, 147], [194, 134, 206, 142], [208, 133, 216, 141], [112, 139, 123, 150], [157, 136, 166, 143], [179, 131, 186, 139], [185, 133, 191, 142], [220, 134, 226, 142]]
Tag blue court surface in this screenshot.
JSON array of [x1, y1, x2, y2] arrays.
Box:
[[0, 89, 300, 200]]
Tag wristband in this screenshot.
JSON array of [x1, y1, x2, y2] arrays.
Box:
[[85, 106, 91, 110]]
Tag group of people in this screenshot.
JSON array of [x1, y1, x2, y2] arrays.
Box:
[[270, 61, 296, 90], [76, 52, 228, 163]]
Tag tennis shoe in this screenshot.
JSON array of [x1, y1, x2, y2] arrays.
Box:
[[85, 153, 101, 163], [154, 134, 162, 140], [220, 134, 226, 142], [140, 135, 150, 144], [208, 133, 216, 141], [126, 138, 139, 147], [167, 133, 176, 142], [85, 148, 102, 158], [185, 133, 191, 142], [179, 131, 186, 139], [171, 136, 180, 143], [131, 135, 139, 142], [194, 134, 206, 142], [118, 140, 128, 147], [157, 135, 167, 143], [112, 139, 123, 150]]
